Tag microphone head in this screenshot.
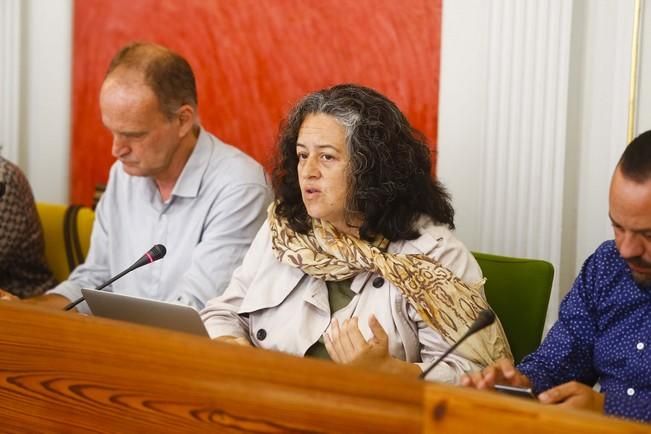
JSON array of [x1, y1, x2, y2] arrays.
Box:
[[149, 244, 167, 261], [467, 309, 496, 334]]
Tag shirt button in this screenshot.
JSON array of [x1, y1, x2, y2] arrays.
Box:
[[372, 277, 385, 288], [627, 388, 635, 396], [256, 329, 267, 341], [637, 342, 645, 350]]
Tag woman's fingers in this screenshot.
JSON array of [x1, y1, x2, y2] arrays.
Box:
[[326, 317, 372, 364]]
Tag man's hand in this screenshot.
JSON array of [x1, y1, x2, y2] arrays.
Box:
[[461, 357, 531, 390], [0, 289, 74, 310], [214, 336, 252, 347], [0, 288, 19, 302], [539, 381, 605, 413], [324, 315, 420, 376], [463, 364, 604, 414], [24, 294, 74, 310]]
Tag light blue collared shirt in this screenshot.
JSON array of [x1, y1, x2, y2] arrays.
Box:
[[49, 129, 271, 313]]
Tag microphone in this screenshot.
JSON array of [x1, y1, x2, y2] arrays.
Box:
[[63, 244, 166, 311], [419, 309, 496, 379]]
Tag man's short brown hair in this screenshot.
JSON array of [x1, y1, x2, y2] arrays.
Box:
[[106, 42, 197, 119]]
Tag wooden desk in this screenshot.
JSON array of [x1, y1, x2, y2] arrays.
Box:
[[0, 302, 421, 433], [1, 302, 649, 433], [423, 380, 651, 434]]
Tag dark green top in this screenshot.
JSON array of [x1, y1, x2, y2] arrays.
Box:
[[304, 277, 356, 359]]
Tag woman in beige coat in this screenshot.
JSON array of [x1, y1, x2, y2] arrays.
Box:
[[201, 84, 511, 382]]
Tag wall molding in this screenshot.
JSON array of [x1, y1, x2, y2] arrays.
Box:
[[0, 0, 21, 163], [477, 0, 573, 324], [439, 0, 639, 329]]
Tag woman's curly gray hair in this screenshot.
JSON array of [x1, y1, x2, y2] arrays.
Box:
[[272, 83, 454, 241]]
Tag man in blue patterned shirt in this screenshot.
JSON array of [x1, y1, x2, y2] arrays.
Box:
[[462, 131, 651, 423]]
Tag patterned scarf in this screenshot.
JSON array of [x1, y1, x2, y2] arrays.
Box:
[[268, 203, 512, 367]]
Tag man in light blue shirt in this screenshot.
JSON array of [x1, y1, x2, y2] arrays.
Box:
[[5, 42, 270, 312]]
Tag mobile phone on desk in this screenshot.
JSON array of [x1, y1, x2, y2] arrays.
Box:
[[493, 384, 536, 399]]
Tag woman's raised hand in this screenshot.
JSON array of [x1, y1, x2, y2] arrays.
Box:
[[325, 315, 421, 376], [324, 315, 389, 367]]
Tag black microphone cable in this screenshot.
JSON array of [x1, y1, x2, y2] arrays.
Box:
[[63, 244, 166, 311], [420, 309, 496, 379]]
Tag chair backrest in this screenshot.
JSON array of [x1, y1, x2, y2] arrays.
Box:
[[36, 202, 95, 283], [472, 252, 554, 364]]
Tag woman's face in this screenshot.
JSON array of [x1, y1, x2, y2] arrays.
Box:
[[297, 113, 355, 234]]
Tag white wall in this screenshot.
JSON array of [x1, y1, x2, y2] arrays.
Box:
[[439, 0, 642, 328], [437, 0, 491, 248], [22, 0, 72, 203], [569, 1, 633, 287], [639, 0, 651, 134], [0, 0, 22, 163], [0, 0, 72, 203]]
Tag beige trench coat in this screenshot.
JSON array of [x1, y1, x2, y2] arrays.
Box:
[[201, 218, 486, 383]]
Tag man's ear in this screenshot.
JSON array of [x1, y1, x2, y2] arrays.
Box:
[[177, 104, 195, 138]]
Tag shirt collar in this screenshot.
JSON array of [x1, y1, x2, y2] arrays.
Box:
[[169, 127, 213, 199]]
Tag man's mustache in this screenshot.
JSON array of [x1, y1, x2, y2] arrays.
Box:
[[625, 256, 651, 269]]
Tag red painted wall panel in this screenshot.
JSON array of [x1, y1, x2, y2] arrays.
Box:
[[72, 0, 441, 205]]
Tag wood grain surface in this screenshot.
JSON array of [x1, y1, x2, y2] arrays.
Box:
[[0, 301, 422, 433], [423, 377, 651, 434], [2, 302, 649, 433]]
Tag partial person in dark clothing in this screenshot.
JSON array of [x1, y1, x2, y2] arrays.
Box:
[[0, 157, 56, 297]]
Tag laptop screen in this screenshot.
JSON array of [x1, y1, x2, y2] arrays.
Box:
[[81, 288, 209, 337]]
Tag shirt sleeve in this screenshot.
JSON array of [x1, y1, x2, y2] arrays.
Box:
[[0, 159, 56, 297], [172, 182, 271, 309], [200, 221, 273, 339], [518, 252, 600, 394], [46, 167, 117, 313], [604, 392, 651, 423], [0, 164, 21, 265]]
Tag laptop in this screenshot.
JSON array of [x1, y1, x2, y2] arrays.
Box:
[[81, 288, 209, 337]]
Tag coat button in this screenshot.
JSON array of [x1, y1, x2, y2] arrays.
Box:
[[627, 388, 635, 396], [372, 277, 385, 288], [637, 342, 645, 350], [256, 329, 267, 341]]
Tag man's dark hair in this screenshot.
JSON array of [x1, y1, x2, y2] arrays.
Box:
[[619, 130, 651, 183], [272, 83, 455, 242], [105, 42, 197, 119]]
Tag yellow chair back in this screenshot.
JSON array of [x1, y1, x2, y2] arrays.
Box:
[[36, 202, 95, 283]]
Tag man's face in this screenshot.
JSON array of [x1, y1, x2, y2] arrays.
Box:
[[609, 167, 651, 287], [99, 71, 182, 180]]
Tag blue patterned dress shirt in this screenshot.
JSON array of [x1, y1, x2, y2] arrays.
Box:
[[518, 240, 651, 422]]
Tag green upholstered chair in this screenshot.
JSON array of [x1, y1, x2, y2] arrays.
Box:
[[472, 252, 554, 364]]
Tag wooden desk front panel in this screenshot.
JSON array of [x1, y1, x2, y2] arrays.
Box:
[[0, 302, 422, 433], [423, 381, 651, 434]]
